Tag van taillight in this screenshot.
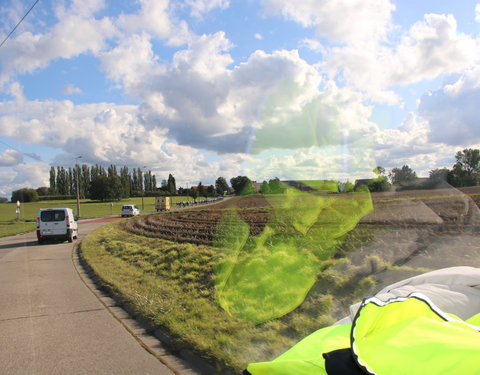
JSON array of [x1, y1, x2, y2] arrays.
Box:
[[36, 217, 40, 229], [66, 216, 70, 228]]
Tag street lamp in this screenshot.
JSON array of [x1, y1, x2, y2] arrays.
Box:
[[75, 156, 83, 218], [141, 166, 147, 211]]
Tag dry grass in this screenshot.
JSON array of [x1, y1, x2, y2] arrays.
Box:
[[81, 220, 382, 372], [80, 187, 480, 372]]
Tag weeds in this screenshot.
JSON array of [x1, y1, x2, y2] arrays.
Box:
[[79, 189, 479, 372], [81, 221, 354, 373]]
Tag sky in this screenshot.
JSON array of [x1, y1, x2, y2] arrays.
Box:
[[1, 0, 480, 198]]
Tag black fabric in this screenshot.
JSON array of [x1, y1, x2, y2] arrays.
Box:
[[243, 369, 252, 375], [323, 348, 366, 375]]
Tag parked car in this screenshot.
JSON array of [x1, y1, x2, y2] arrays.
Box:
[[121, 204, 140, 217], [37, 208, 78, 244]]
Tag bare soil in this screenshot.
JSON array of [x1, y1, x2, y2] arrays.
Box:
[[123, 196, 271, 245], [125, 187, 480, 244], [120, 186, 480, 326], [124, 187, 480, 298]]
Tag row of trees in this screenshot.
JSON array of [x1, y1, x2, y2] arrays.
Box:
[[48, 165, 158, 201], [11, 166, 234, 202], [368, 148, 480, 192], [430, 148, 480, 187], [227, 148, 480, 196], [9, 148, 480, 202]]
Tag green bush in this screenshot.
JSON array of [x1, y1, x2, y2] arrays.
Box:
[[367, 176, 391, 192], [11, 188, 39, 203], [39, 195, 76, 201]]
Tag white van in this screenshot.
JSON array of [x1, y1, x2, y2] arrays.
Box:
[[121, 204, 140, 217], [36, 208, 78, 244]]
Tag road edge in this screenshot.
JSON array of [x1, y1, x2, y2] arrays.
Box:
[[71, 240, 220, 375]]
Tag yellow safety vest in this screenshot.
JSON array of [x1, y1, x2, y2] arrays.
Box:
[[245, 293, 480, 375]]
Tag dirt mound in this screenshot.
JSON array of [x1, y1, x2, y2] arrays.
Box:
[[124, 196, 271, 245], [123, 187, 480, 250]]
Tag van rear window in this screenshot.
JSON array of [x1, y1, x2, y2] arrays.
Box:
[[40, 210, 66, 222]]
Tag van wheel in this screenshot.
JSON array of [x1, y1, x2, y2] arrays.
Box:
[[67, 230, 73, 243]]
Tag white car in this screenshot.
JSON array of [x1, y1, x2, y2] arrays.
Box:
[[121, 204, 140, 217], [37, 208, 78, 243]]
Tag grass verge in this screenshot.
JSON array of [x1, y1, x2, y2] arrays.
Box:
[[0, 196, 197, 238], [80, 219, 386, 373], [79, 188, 476, 372], [0, 220, 36, 237]]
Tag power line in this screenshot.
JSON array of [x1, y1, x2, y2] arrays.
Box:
[[0, 139, 43, 162], [0, 0, 40, 49]]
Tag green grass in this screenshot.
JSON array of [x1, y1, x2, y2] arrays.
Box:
[[0, 220, 36, 237], [80, 218, 386, 373], [77, 192, 444, 372], [0, 196, 197, 238]]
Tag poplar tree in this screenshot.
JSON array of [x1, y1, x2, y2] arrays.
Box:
[[49, 167, 56, 193], [167, 174, 176, 195]]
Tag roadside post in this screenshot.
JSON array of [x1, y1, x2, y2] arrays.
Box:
[[16, 200, 20, 220]]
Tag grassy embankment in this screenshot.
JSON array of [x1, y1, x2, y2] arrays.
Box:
[[80, 195, 386, 373], [80, 186, 480, 372], [0, 196, 196, 238]]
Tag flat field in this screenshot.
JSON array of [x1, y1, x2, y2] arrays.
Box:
[[0, 196, 197, 237], [80, 185, 480, 373]]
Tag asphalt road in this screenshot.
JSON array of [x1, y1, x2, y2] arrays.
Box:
[[0, 218, 199, 375]]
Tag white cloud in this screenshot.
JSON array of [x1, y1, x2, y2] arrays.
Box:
[[115, 0, 191, 46], [476, 3, 480, 22], [322, 13, 478, 104], [261, 0, 477, 103], [250, 79, 378, 153], [0, 162, 51, 197], [373, 113, 443, 176], [172, 31, 233, 78], [100, 33, 159, 91], [377, 113, 431, 156], [0, 2, 31, 37], [260, 0, 395, 45], [138, 45, 328, 154], [0, 149, 23, 166], [116, 0, 171, 37], [417, 66, 480, 146], [300, 38, 325, 54], [185, 0, 230, 18], [0, 1, 115, 87], [393, 14, 478, 83], [0, 92, 242, 191], [4, 0, 478, 193], [66, 0, 107, 17], [0, 29, 384, 186], [62, 84, 83, 96], [255, 33, 263, 40], [246, 144, 377, 183], [245, 79, 381, 181]]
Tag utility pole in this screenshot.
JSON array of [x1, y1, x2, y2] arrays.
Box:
[[75, 156, 83, 218], [141, 166, 147, 211]]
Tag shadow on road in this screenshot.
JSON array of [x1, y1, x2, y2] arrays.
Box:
[[0, 240, 39, 250]]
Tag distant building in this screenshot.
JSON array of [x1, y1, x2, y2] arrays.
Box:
[[191, 185, 214, 191], [251, 181, 262, 193]]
